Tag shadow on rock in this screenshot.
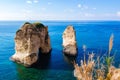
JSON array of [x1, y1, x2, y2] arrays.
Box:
[[63, 54, 77, 65], [31, 50, 51, 69]]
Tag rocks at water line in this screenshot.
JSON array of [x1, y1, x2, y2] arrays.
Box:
[[11, 22, 51, 67], [62, 25, 77, 56]]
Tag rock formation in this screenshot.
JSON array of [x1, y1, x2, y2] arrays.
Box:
[[62, 25, 77, 56], [11, 22, 51, 67], [109, 66, 120, 80]]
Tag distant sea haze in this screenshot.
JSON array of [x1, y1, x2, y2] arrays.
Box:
[[0, 21, 120, 80]]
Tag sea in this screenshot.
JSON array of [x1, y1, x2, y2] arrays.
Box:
[[0, 21, 120, 80]]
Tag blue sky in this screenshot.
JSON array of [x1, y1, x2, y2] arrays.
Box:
[[0, 0, 120, 20]]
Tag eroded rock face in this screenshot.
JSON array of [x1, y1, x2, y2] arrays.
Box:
[[11, 22, 51, 66], [109, 66, 120, 80], [62, 26, 77, 56]]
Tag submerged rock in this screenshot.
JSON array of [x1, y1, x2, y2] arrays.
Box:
[[62, 25, 77, 56], [11, 22, 51, 67]]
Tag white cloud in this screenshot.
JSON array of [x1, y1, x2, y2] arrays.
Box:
[[83, 5, 88, 9], [78, 4, 96, 10], [69, 9, 74, 13], [63, 9, 67, 12], [78, 4, 89, 10], [84, 13, 95, 17], [23, 10, 32, 14], [41, 7, 46, 11], [33, 0, 39, 3], [63, 9, 74, 13], [78, 4, 82, 8], [117, 11, 120, 17], [93, 8, 96, 10], [48, 2, 52, 5], [26, 0, 32, 4], [103, 13, 114, 17], [26, 0, 39, 4]]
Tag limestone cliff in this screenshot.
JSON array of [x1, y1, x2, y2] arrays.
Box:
[[11, 22, 51, 67], [62, 26, 77, 55]]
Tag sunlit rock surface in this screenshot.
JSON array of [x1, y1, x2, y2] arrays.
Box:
[[11, 22, 51, 67], [62, 26, 77, 56], [109, 66, 120, 80]]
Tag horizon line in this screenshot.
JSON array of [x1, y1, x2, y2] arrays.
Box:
[[0, 19, 120, 21]]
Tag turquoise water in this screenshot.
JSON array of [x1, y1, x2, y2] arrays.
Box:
[[0, 21, 120, 80]]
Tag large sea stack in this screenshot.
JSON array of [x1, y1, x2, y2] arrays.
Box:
[[11, 22, 51, 67], [62, 25, 77, 56]]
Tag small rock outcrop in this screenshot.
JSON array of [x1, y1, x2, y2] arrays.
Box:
[[62, 26, 77, 56], [11, 22, 51, 67], [109, 66, 120, 80]]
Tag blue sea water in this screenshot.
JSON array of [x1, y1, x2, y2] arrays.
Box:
[[0, 21, 120, 80]]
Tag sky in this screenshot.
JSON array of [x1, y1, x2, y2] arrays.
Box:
[[0, 0, 120, 20]]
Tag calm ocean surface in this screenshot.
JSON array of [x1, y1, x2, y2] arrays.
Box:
[[0, 21, 120, 80]]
